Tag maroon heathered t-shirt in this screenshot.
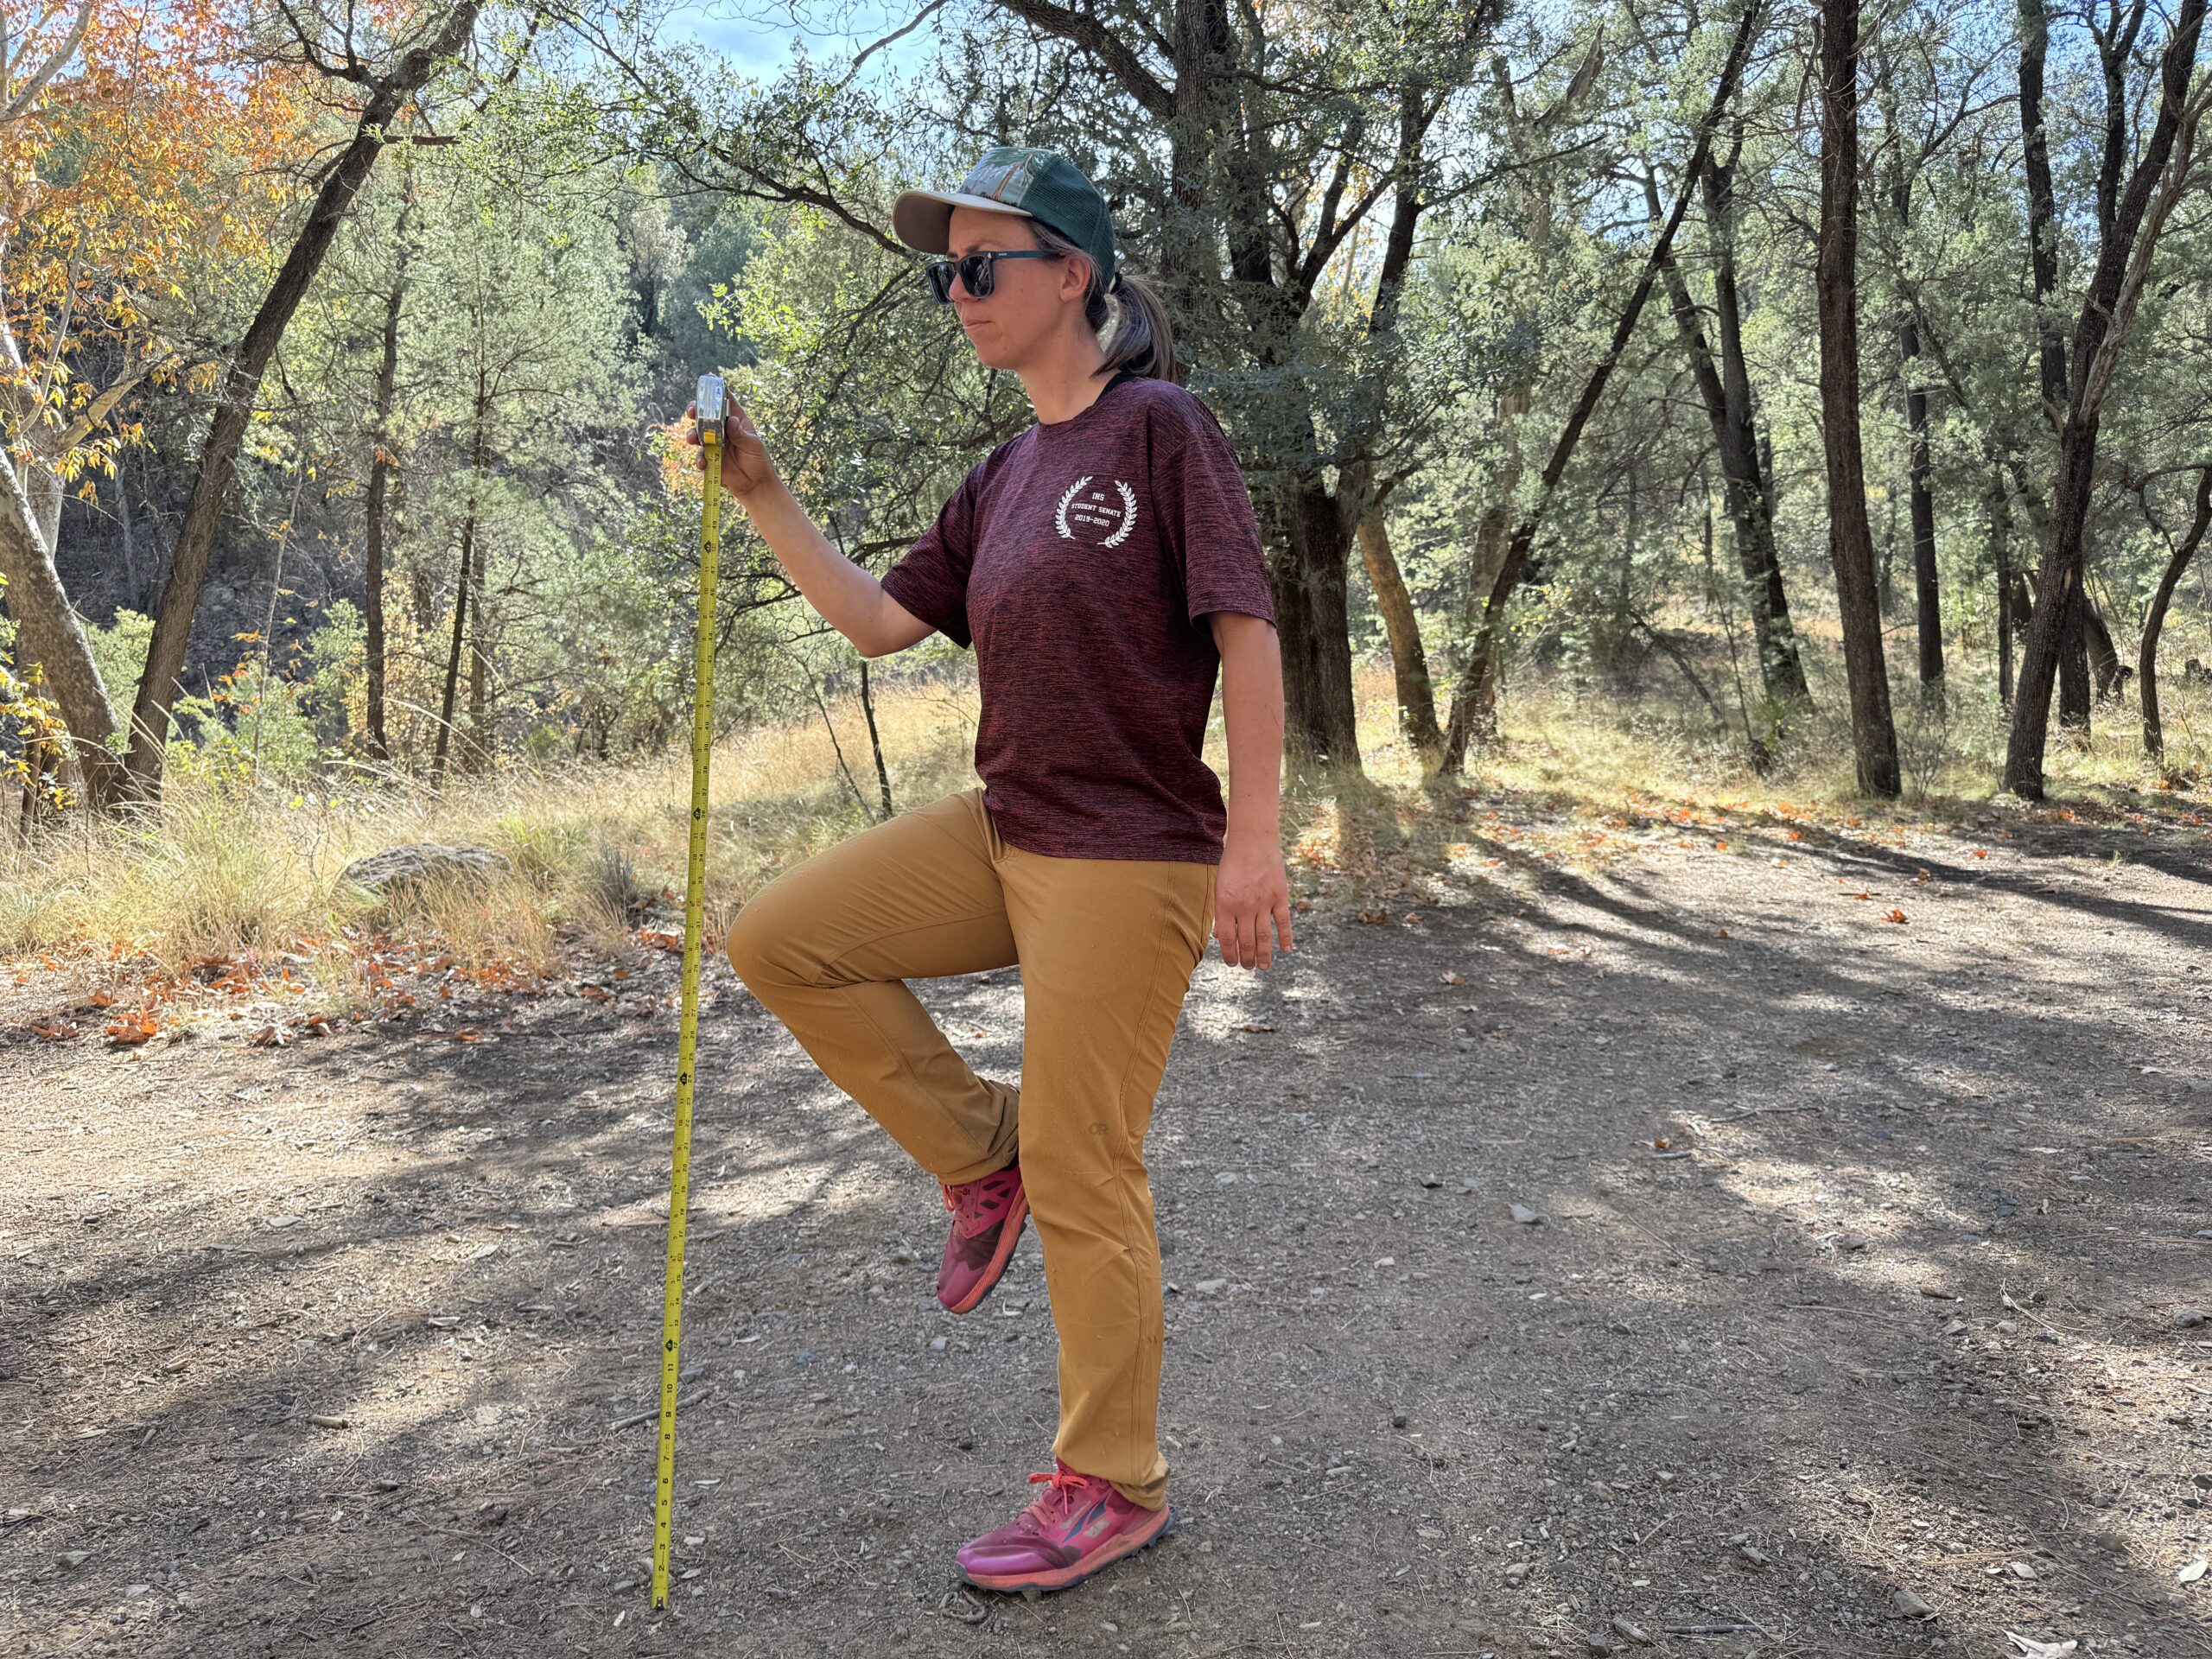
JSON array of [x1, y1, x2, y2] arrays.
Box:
[[878, 370, 1277, 864]]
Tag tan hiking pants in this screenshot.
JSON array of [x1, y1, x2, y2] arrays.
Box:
[[722, 785, 1216, 1509]]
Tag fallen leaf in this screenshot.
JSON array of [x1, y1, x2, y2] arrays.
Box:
[[2181, 1557, 2208, 1584], [32, 1020, 80, 1042], [104, 1014, 158, 1046], [2005, 1634, 2077, 1659], [1440, 970, 1465, 985], [450, 1027, 484, 1043], [1884, 909, 1908, 924]]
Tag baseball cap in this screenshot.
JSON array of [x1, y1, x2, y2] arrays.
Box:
[[893, 146, 1117, 287]]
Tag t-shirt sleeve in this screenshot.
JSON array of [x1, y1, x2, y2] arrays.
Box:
[[1160, 401, 1277, 627], [879, 465, 982, 649]]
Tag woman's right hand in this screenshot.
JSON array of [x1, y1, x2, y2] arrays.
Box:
[[681, 397, 782, 501]]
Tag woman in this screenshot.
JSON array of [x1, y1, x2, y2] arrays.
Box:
[[691, 144, 1293, 1597]]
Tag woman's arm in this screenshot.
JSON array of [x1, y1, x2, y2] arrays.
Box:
[[1208, 610, 1294, 969], [686, 400, 934, 658]]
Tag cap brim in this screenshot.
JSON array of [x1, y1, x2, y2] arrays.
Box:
[[892, 189, 1036, 255]]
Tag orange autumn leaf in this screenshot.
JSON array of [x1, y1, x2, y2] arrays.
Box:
[[1883, 909, 1908, 924]]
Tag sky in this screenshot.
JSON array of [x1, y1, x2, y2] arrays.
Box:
[[655, 1, 937, 83]]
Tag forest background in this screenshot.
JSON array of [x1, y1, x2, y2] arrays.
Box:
[[4, 0, 2212, 964]]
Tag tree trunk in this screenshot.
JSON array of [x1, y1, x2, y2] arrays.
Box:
[[431, 529, 472, 790], [1272, 484, 1362, 769], [433, 399, 491, 788], [465, 539, 491, 772], [121, 3, 484, 799], [1815, 0, 1902, 797], [111, 464, 143, 614], [2083, 601, 2125, 701], [0, 482, 125, 810], [1356, 511, 1444, 761], [1438, 0, 1766, 772], [860, 657, 894, 819], [2004, 0, 2205, 797], [2018, 0, 2069, 431], [1656, 161, 1810, 718], [2141, 467, 2212, 760], [1991, 473, 2016, 708], [1899, 311, 1943, 692]]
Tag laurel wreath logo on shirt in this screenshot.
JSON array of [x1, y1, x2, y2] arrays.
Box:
[[1055, 475, 1139, 548]]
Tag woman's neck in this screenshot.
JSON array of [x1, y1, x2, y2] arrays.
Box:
[[1018, 330, 1115, 426]]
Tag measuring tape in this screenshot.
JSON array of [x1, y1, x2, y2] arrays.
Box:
[[651, 373, 725, 1611]]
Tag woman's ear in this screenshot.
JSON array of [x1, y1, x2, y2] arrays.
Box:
[[1059, 252, 1094, 302]]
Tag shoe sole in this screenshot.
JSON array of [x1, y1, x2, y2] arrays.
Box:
[[958, 1503, 1177, 1596], [940, 1185, 1030, 1316]]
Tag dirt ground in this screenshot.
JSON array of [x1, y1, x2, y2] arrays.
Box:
[[5, 786, 2211, 1659]]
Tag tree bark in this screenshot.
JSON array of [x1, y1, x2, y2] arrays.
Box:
[[2141, 467, 2212, 761], [1815, 0, 1902, 797], [1655, 157, 1811, 719], [2004, 0, 2206, 797], [465, 535, 490, 772], [1272, 485, 1363, 769], [121, 3, 484, 799], [0, 476, 124, 809], [1990, 472, 2016, 708], [1899, 309, 1943, 692], [430, 533, 470, 789], [1356, 510, 1445, 760]]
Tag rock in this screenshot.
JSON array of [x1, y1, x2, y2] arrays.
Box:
[[1420, 1175, 1443, 1188], [1893, 1588, 1936, 1618], [1611, 1616, 1654, 1645], [339, 843, 512, 899], [2179, 1557, 2207, 1584], [2008, 1560, 2038, 1580], [2176, 1306, 2208, 1330], [1584, 1632, 1616, 1656], [1391, 1412, 1408, 1428], [1738, 1543, 1770, 1568], [1510, 1204, 1544, 1225], [56, 1551, 87, 1570], [928, 1337, 947, 1351], [1944, 1319, 1969, 1337], [1194, 1279, 1229, 1296], [1503, 1560, 1532, 1586], [1837, 1232, 1870, 1252]]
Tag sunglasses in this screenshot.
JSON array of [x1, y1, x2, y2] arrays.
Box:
[[923, 248, 1063, 304]]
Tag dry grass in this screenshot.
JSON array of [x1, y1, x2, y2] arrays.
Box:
[[4, 653, 2202, 973]]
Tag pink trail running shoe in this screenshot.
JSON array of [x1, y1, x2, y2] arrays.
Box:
[[956, 1461, 1176, 1595], [937, 1161, 1027, 1314]]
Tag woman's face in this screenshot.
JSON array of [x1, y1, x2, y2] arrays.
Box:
[[944, 205, 1089, 374]]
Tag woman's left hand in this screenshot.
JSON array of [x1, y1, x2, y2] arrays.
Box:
[[1214, 828, 1294, 969]]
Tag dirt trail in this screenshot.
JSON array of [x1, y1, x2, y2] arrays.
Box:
[[5, 793, 2210, 1658]]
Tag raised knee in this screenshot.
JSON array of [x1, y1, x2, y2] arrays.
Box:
[[721, 894, 784, 988]]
